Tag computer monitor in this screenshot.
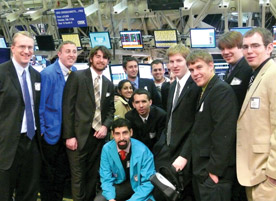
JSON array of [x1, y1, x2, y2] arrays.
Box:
[[190, 28, 216, 48], [230, 27, 252, 35], [120, 30, 143, 49], [0, 48, 10, 64], [89, 32, 112, 49], [110, 64, 127, 85], [139, 64, 153, 79], [0, 37, 7, 48], [61, 33, 82, 50], [36, 35, 56, 51], [214, 62, 229, 80], [154, 29, 178, 48]]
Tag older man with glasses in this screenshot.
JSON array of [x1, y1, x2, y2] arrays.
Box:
[[237, 27, 276, 201]]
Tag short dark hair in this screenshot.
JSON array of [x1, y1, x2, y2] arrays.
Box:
[[150, 59, 164, 71], [131, 88, 151, 102], [111, 118, 132, 132], [117, 79, 133, 92], [123, 57, 139, 69], [218, 31, 243, 50], [243, 27, 273, 47], [88, 46, 111, 66]]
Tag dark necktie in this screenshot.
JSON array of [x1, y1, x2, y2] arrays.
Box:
[[248, 74, 255, 90], [167, 81, 180, 145], [119, 150, 126, 160], [22, 70, 35, 140]]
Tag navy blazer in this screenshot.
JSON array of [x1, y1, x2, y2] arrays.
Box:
[[39, 60, 76, 145]]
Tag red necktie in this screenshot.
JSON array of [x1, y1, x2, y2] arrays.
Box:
[[119, 150, 126, 160]]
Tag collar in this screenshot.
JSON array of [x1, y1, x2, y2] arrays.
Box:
[[117, 141, 131, 154], [139, 114, 149, 122], [12, 57, 29, 76], [202, 74, 215, 92], [90, 66, 102, 80], [130, 77, 139, 88], [176, 71, 190, 88], [58, 59, 70, 76]]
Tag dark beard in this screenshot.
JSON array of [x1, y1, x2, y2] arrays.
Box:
[[117, 140, 128, 150]]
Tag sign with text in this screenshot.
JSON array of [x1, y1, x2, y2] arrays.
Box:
[[54, 7, 87, 28]]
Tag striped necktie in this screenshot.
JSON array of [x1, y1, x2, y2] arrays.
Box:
[[92, 76, 102, 131]]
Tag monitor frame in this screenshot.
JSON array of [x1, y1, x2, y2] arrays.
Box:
[[89, 31, 112, 49], [190, 28, 216, 48], [61, 33, 82, 50], [0, 37, 7, 48], [35, 35, 56, 51], [153, 29, 178, 49], [230, 27, 253, 35], [120, 30, 143, 49]]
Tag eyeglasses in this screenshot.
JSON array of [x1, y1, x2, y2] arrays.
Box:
[[242, 43, 265, 51], [15, 45, 34, 51]]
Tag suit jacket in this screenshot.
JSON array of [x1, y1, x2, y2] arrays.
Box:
[[62, 68, 115, 150], [39, 59, 77, 145], [161, 81, 170, 111], [139, 78, 162, 107], [191, 75, 238, 180], [166, 76, 200, 160], [224, 57, 252, 111], [237, 59, 276, 186], [125, 105, 166, 150], [100, 138, 155, 201], [0, 60, 41, 170]]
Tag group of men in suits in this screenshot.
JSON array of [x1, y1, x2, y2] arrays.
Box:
[[1, 27, 276, 201]]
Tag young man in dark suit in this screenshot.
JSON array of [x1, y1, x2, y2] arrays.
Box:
[[187, 49, 238, 201], [218, 31, 252, 111], [62, 46, 115, 201], [123, 57, 162, 107], [218, 31, 251, 201], [153, 44, 200, 201], [125, 89, 166, 151], [0, 31, 41, 201]]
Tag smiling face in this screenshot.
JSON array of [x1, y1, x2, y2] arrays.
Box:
[[112, 126, 133, 150], [124, 60, 139, 80], [58, 43, 77, 69], [220, 46, 243, 65], [168, 53, 188, 79], [243, 33, 273, 70], [11, 34, 34, 67], [119, 81, 133, 99], [90, 50, 109, 73], [151, 63, 165, 82], [188, 59, 214, 87]]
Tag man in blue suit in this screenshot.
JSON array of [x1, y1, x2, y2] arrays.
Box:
[[94, 118, 155, 201], [39, 41, 78, 201]]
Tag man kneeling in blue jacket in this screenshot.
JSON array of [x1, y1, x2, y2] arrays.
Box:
[[94, 118, 155, 201]]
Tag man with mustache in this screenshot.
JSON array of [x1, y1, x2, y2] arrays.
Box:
[[63, 46, 115, 201], [94, 118, 155, 201], [125, 89, 166, 151]]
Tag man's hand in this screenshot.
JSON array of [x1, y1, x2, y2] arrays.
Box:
[[172, 156, 187, 172], [268, 176, 276, 185], [94, 125, 108, 139], [209, 172, 219, 184], [66, 137, 78, 150], [109, 199, 116, 201]]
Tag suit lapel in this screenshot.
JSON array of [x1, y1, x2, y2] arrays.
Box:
[[167, 81, 176, 114], [101, 76, 108, 108], [239, 60, 272, 118], [8, 61, 24, 101], [29, 66, 37, 102], [84, 68, 95, 102], [197, 75, 217, 111], [173, 76, 193, 111]]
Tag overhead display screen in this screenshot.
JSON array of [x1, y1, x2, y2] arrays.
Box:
[[61, 33, 82, 50], [154, 29, 178, 48], [190, 28, 216, 48], [89, 32, 112, 49], [120, 30, 143, 49]]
